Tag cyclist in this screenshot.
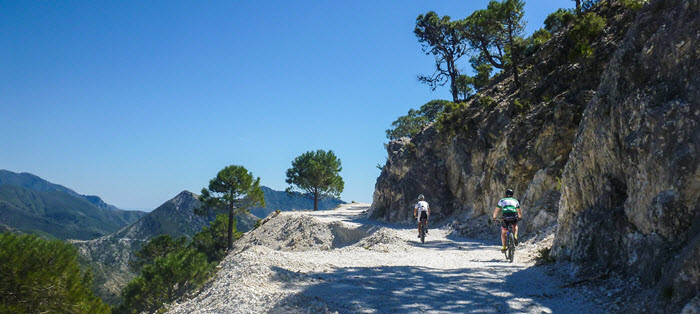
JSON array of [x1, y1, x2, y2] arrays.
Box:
[[492, 189, 522, 253], [414, 194, 430, 238]]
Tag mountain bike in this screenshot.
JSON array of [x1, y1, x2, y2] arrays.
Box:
[[419, 217, 428, 243], [496, 218, 516, 263]]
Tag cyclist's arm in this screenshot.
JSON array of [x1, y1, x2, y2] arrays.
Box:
[[492, 207, 500, 220], [517, 206, 522, 219], [414, 204, 417, 217], [427, 204, 430, 216]]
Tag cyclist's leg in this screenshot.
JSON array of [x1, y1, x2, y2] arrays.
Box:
[[500, 220, 507, 249], [513, 221, 519, 245]]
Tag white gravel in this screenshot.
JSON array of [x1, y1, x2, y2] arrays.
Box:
[[167, 203, 601, 313]]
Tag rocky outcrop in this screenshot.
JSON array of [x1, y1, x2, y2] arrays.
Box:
[[552, 0, 699, 310], [371, 0, 698, 310], [371, 2, 634, 235]]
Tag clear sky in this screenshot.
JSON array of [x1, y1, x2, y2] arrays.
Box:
[[0, 0, 574, 210]]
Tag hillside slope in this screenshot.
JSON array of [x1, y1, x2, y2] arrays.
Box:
[[370, 0, 698, 311], [0, 184, 143, 239], [71, 190, 257, 304]]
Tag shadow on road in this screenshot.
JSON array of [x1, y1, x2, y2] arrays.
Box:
[[270, 263, 588, 313]]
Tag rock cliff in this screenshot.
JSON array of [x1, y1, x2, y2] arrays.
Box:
[[371, 0, 698, 310], [552, 0, 699, 310]]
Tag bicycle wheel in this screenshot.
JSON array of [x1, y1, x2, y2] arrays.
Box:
[[507, 232, 515, 263], [420, 222, 426, 243]]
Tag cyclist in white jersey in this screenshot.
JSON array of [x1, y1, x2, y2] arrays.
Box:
[[414, 194, 430, 238], [492, 189, 523, 253]]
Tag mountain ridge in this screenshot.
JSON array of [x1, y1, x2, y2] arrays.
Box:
[[0, 170, 147, 239]]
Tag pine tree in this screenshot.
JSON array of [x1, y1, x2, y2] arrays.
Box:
[[0, 233, 109, 313]]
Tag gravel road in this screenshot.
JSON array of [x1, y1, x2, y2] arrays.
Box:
[[167, 203, 600, 313]]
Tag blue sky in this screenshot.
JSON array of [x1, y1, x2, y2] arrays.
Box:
[[1, 0, 573, 210]]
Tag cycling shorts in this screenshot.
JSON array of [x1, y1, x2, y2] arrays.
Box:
[[418, 211, 428, 221], [501, 212, 518, 230]]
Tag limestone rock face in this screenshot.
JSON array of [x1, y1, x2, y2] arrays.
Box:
[[372, 0, 698, 310], [552, 0, 699, 309], [370, 3, 632, 234]]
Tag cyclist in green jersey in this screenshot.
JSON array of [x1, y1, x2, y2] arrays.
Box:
[[492, 189, 523, 253]]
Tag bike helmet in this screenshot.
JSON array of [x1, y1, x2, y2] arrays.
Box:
[[505, 189, 514, 197], [418, 194, 425, 201]]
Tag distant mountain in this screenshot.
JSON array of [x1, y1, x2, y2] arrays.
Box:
[[0, 170, 147, 239], [250, 186, 346, 218], [0, 169, 82, 197]]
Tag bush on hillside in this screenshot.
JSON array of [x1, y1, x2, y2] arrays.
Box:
[[117, 247, 212, 314], [0, 233, 110, 313], [116, 214, 240, 314], [544, 8, 575, 34], [622, 0, 648, 10], [568, 12, 606, 60], [435, 101, 468, 139], [130, 234, 187, 271], [191, 214, 239, 262], [386, 100, 454, 140]]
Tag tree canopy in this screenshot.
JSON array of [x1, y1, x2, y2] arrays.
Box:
[[464, 0, 526, 87], [386, 99, 454, 140], [0, 233, 109, 313], [286, 150, 344, 211], [199, 165, 264, 248], [415, 11, 469, 103]]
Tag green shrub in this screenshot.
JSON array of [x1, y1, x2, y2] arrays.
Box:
[[117, 247, 212, 314], [0, 233, 109, 314], [531, 28, 551, 50], [513, 98, 530, 113], [130, 234, 187, 271], [435, 101, 468, 139], [623, 0, 647, 9], [117, 214, 240, 314], [191, 214, 237, 262], [470, 58, 493, 91], [386, 109, 428, 140], [544, 8, 575, 33], [386, 100, 454, 140], [478, 96, 495, 108], [568, 12, 606, 60]]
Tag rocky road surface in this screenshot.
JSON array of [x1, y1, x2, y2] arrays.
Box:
[[167, 203, 601, 313]]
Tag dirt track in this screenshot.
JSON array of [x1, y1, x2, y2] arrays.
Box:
[[168, 203, 599, 313]]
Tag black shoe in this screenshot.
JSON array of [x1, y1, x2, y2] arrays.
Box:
[[501, 247, 507, 253], [418, 234, 420, 238], [425, 229, 428, 234]]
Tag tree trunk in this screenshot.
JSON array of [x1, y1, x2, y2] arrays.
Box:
[[507, 24, 520, 88], [227, 201, 234, 249], [313, 192, 319, 211], [576, 0, 581, 14]]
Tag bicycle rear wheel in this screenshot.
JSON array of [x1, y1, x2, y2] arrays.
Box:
[[507, 232, 515, 263], [420, 222, 426, 243]]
